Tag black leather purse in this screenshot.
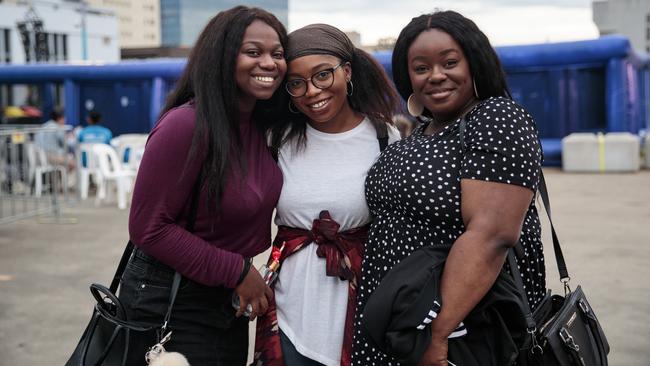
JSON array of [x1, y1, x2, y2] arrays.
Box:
[[511, 174, 610, 366], [65, 178, 201, 366], [65, 243, 181, 366]]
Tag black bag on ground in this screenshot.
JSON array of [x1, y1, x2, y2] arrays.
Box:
[[513, 173, 609, 366]]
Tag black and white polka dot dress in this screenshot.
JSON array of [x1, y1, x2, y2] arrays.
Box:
[[351, 97, 546, 365]]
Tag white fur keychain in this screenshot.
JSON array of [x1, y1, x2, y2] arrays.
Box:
[[145, 331, 190, 366]]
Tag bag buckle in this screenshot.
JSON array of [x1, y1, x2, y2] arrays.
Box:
[[145, 331, 173, 364], [559, 328, 580, 352], [527, 327, 543, 355], [561, 277, 572, 295]]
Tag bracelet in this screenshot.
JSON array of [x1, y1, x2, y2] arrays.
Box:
[[236, 258, 252, 286]]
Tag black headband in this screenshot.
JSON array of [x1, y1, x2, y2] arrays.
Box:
[[286, 23, 355, 62]]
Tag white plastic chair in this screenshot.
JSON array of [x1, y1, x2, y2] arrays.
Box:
[[92, 144, 135, 209], [26, 143, 67, 197], [126, 145, 146, 172], [76, 143, 104, 200], [110, 134, 148, 170]]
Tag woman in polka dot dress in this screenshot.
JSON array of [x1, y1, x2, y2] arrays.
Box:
[[352, 11, 546, 366]]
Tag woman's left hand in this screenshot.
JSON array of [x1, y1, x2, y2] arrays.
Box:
[[417, 335, 448, 366]]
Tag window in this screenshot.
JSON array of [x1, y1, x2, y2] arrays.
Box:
[[0, 28, 10, 64], [45, 33, 68, 62], [62, 34, 68, 60]]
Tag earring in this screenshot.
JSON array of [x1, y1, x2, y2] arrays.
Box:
[[407, 94, 424, 117], [288, 101, 300, 114], [473, 78, 479, 99], [346, 80, 354, 97]]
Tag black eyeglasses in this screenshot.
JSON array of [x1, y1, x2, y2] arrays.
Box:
[[285, 63, 346, 97]]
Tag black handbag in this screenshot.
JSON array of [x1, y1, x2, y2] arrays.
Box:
[[65, 178, 201, 366], [511, 173, 610, 366]]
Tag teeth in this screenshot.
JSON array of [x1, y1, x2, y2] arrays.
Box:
[[310, 100, 328, 108], [254, 76, 274, 82]]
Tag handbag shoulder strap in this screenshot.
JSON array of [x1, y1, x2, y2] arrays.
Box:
[[537, 173, 569, 281], [109, 173, 203, 293], [109, 241, 136, 294], [376, 120, 389, 152]]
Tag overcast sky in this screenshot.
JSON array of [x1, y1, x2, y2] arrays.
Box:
[[288, 0, 599, 46]]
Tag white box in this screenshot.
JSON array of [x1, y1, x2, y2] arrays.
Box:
[[562, 133, 599, 172], [603, 132, 640, 172], [562, 132, 640, 173]]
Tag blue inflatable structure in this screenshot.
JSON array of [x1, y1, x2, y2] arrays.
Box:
[[374, 36, 650, 165], [1, 35, 648, 166]]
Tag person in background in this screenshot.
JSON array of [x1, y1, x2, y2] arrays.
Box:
[[254, 23, 401, 366], [119, 6, 287, 365], [35, 108, 75, 170], [352, 10, 546, 366], [77, 110, 113, 144]]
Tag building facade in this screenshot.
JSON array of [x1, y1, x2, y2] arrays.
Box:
[[0, 0, 118, 114], [160, 0, 288, 47], [593, 0, 650, 53], [0, 0, 119, 64], [85, 0, 160, 49]]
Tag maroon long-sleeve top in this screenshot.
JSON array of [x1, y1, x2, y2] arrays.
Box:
[[129, 102, 282, 288]]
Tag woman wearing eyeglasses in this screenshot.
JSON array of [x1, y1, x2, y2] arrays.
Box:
[[253, 24, 401, 366]]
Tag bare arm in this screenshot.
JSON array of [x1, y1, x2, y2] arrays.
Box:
[[418, 178, 534, 366]]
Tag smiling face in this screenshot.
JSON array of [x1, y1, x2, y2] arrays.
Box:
[[235, 20, 287, 111], [287, 54, 354, 130], [407, 28, 476, 123]]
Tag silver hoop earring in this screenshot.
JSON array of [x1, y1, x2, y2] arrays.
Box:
[[407, 93, 424, 117], [473, 78, 479, 99], [288, 101, 300, 114], [347, 80, 354, 97]]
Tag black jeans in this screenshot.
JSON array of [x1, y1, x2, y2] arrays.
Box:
[[280, 329, 325, 366], [118, 248, 248, 366]]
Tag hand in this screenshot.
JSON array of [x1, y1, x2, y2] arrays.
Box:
[[417, 335, 448, 366], [233, 266, 273, 321]]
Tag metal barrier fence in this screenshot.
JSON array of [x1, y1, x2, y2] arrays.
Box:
[[0, 125, 74, 224]]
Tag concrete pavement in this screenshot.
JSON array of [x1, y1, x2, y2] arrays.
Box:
[[0, 168, 649, 365]]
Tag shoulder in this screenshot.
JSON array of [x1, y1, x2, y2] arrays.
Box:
[[147, 104, 199, 152], [156, 103, 196, 128], [466, 97, 538, 137], [387, 124, 401, 144], [361, 117, 401, 142], [152, 104, 196, 137], [470, 97, 534, 124]]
